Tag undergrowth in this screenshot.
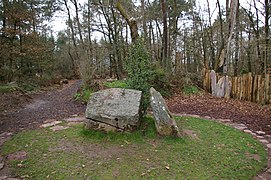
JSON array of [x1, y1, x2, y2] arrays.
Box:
[[104, 80, 129, 89], [183, 85, 201, 95]]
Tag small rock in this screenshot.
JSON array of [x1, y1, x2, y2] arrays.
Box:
[[165, 166, 170, 170], [256, 131, 266, 136], [64, 117, 85, 122], [244, 129, 252, 134], [233, 124, 247, 130], [257, 136, 265, 139], [267, 144, 271, 149], [7, 133, 12, 136], [50, 126, 69, 132], [17, 163, 23, 168], [41, 121, 62, 128], [67, 122, 83, 126], [0, 163, 4, 170], [141, 173, 146, 176], [218, 119, 231, 123], [260, 139, 269, 144], [189, 115, 200, 118], [267, 168, 271, 174]]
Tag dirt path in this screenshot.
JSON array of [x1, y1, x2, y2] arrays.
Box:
[[0, 80, 86, 134]]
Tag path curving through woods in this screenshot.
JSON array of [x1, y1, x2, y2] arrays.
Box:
[[0, 80, 86, 134]]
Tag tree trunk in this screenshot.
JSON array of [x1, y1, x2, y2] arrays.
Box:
[[171, 0, 177, 73], [115, 1, 138, 43], [264, 0, 269, 75], [234, 1, 240, 76], [63, 0, 78, 76], [72, 0, 83, 44], [206, 0, 216, 70], [160, 0, 168, 70], [214, 0, 225, 72], [141, 0, 148, 43]]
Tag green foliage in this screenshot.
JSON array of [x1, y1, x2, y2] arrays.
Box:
[[183, 85, 201, 95], [104, 80, 129, 89], [1, 116, 266, 179], [73, 87, 93, 103], [18, 82, 38, 92], [149, 65, 171, 97], [124, 39, 154, 113], [0, 85, 17, 93]]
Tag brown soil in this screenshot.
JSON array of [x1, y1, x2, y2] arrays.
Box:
[[0, 80, 86, 134], [167, 92, 271, 135]]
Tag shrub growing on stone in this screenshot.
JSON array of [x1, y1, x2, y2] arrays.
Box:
[[125, 39, 153, 114]]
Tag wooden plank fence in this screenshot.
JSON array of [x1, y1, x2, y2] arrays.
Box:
[[203, 71, 271, 104]]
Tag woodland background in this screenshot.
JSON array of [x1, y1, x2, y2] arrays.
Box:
[[0, 0, 270, 93]]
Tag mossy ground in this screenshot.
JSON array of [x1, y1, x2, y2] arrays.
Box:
[[1, 116, 267, 179]]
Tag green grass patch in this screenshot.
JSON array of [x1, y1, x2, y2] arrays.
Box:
[[1, 117, 266, 179], [73, 88, 93, 103], [104, 80, 129, 89], [0, 84, 18, 93], [183, 85, 201, 95]]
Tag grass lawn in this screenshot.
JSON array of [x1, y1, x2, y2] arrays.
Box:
[[1, 116, 267, 179]]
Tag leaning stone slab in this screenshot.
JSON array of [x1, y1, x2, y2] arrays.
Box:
[[85, 88, 142, 132], [150, 87, 181, 137]]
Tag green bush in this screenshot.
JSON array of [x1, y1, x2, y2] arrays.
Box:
[[150, 65, 171, 97], [104, 80, 129, 89], [183, 85, 201, 95], [0, 85, 17, 93], [73, 87, 93, 103], [124, 39, 154, 114]]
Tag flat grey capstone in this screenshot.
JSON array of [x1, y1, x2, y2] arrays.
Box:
[[85, 88, 142, 132]]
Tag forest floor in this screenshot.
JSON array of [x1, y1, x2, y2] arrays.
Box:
[[1, 79, 271, 179], [167, 92, 271, 135]]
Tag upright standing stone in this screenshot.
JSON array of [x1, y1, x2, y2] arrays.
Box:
[[210, 70, 217, 96], [85, 88, 142, 132], [150, 87, 181, 137], [216, 76, 226, 98]]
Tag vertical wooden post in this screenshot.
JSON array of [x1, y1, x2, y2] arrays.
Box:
[[261, 77, 265, 104], [232, 77, 236, 98], [257, 75, 262, 103], [253, 75, 258, 102], [265, 74, 269, 103], [238, 76, 242, 100], [241, 74, 245, 100], [248, 73, 253, 101]]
